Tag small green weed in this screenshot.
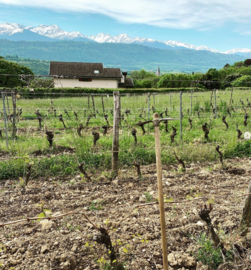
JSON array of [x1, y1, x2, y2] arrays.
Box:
[[89, 200, 103, 211], [144, 192, 153, 203]]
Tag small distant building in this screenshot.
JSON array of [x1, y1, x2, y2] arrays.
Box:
[[156, 66, 161, 76], [49, 61, 134, 89]]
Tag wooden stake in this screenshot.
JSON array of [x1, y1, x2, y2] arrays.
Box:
[[153, 113, 168, 270], [112, 91, 120, 178], [1, 92, 8, 148], [239, 181, 251, 236], [101, 96, 105, 116], [92, 95, 96, 118], [11, 91, 17, 138]]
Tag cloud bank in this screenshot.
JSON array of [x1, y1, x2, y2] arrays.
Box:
[[1, 0, 251, 29]]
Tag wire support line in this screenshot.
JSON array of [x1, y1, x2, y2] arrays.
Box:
[[0, 147, 160, 161]]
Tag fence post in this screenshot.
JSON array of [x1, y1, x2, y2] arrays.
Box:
[[119, 94, 121, 125], [1, 92, 8, 148], [112, 91, 120, 178], [214, 89, 217, 118], [190, 89, 193, 115], [153, 113, 168, 270], [101, 96, 105, 116], [169, 93, 171, 113], [230, 86, 234, 105], [92, 95, 96, 118], [6, 94, 10, 114], [148, 92, 150, 134], [180, 91, 183, 141], [11, 91, 17, 138]]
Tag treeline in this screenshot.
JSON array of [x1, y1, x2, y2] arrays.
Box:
[[4, 55, 49, 75], [0, 56, 34, 87], [131, 59, 251, 89], [2, 54, 251, 89]]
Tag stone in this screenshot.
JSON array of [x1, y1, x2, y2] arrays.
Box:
[[196, 261, 209, 270], [40, 219, 55, 231], [112, 179, 119, 185], [11, 247, 18, 254], [9, 259, 22, 266], [60, 253, 77, 270], [71, 245, 77, 251], [217, 263, 236, 270], [168, 252, 196, 269], [4, 180, 10, 187], [41, 245, 49, 254]]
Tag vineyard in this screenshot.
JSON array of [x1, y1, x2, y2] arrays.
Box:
[[0, 88, 251, 178], [1, 86, 251, 269]]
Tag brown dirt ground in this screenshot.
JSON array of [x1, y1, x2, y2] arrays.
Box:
[[1, 158, 251, 270]]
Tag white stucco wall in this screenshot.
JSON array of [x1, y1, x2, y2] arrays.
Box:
[[54, 78, 118, 89]]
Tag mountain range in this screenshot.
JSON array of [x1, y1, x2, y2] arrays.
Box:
[[1, 22, 251, 56], [0, 22, 250, 73]]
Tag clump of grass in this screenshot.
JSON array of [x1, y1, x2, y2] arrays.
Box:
[[192, 233, 232, 269]]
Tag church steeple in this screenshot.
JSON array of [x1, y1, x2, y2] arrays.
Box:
[[156, 66, 160, 76]]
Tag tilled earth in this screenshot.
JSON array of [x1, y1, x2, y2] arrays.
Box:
[[1, 158, 251, 270]]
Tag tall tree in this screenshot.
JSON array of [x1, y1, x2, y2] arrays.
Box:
[[0, 57, 33, 87]]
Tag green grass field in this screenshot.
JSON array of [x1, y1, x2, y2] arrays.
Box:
[[1, 88, 251, 179]]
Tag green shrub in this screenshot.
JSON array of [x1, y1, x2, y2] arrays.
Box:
[[193, 234, 224, 269]]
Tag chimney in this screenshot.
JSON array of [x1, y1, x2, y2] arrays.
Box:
[[121, 71, 127, 83]]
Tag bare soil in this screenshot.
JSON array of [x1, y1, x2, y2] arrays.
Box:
[[1, 158, 251, 270]]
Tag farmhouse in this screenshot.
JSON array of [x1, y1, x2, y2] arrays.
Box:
[[49, 61, 134, 89]]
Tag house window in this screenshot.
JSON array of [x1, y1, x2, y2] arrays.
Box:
[[79, 78, 92, 82], [94, 70, 99, 74]]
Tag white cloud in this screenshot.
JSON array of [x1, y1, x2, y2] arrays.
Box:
[[1, 0, 251, 29]]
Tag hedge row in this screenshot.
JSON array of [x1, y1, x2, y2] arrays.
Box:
[[225, 87, 251, 91], [3, 86, 209, 96]]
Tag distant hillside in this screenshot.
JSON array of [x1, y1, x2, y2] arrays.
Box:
[[0, 39, 246, 73], [4, 55, 49, 75], [0, 29, 55, 42]]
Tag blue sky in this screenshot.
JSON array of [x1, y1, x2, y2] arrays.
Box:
[[0, 1, 251, 51]]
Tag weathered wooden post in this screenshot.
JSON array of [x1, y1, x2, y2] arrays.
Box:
[[101, 96, 105, 116], [190, 89, 193, 115], [112, 91, 120, 178], [92, 95, 96, 118], [153, 113, 168, 270], [148, 92, 150, 134], [169, 93, 172, 113], [230, 86, 234, 105], [180, 91, 183, 141], [119, 93, 121, 125], [1, 92, 8, 148], [214, 89, 217, 118], [11, 91, 17, 138], [239, 181, 251, 236]]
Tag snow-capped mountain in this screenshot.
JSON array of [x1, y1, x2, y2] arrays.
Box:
[[0, 22, 24, 35], [224, 48, 251, 54], [28, 24, 87, 40], [163, 40, 220, 53], [89, 33, 155, 44], [0, 23, 93, 42], [89, 33, 174, 50], [0, 22, 251, 56]]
